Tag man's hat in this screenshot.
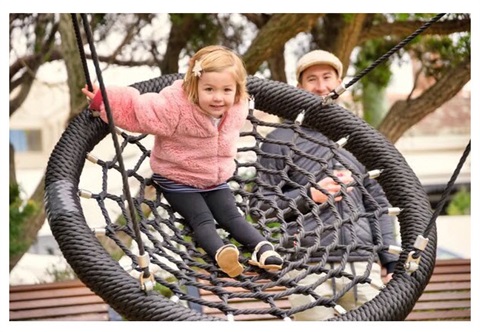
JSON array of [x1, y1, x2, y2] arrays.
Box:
[[296, 50, 343, 81]]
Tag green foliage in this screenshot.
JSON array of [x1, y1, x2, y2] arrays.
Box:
[[411, 33, 470, 81], [170, 14, 223, 55], [46, 263, 77, 282], [341, 14, 356, 23], [446, 187, 470, 215], [352, 38, 395, 126], [350, 13, 470, 128], [153, 283, 173, 298], [393, 13, 439, 21], [10, 184, 38, 257], [153, 276, 182, 298], [354, 39, 394, 88], [110, 247, 126, 262], [9, 183, 20, 205]]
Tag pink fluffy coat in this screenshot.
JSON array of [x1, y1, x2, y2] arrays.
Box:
[[90, 80, 248, 189]]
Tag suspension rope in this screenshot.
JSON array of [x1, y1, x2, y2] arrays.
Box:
[[345, 13, 446, 89], [75, 14, 152, 283], [327, 13, 446, 101], [70, 14, 93, 92], [424, 140, 471, 238], [404, 139, 470, 267]]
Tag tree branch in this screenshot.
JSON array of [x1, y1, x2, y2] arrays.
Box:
[[243, 14, 323, 74], [378, 58, 470, 143], [360, 17, 470, 43]]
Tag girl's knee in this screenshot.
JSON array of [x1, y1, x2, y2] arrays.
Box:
[[190, 212, 215, 228]]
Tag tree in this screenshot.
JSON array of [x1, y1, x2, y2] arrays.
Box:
[[10, 14, 59, 270], [9, 13, 470, 271]]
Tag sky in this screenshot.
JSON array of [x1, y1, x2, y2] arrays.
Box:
[[3, 1, 479, 330]]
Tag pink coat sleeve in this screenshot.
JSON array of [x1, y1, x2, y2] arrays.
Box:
[[89, 86, 180, 136]]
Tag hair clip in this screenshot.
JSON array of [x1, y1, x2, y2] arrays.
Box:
[[192, 60, 203, 77]]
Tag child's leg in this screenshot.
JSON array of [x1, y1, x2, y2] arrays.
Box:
[[162, 191, 225, 258], [204, 189, 283, 270], [162, 191, 244, 277], [203, 189, 265, 249]]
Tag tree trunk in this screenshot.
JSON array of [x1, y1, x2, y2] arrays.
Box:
[[243, 14, 322, 74], [59, 14, 90, 123], [161, 15, 198, 74], [328, 14, 368, 74], [10, 14, 88, 271], [267, 46, 287, 82]]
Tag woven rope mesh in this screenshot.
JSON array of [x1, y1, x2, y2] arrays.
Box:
[[44, 74, 437, 321]]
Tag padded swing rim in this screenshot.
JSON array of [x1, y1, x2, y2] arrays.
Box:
[[44, 73, 437, 321]]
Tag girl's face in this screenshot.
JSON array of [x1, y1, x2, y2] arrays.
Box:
[[197, 70, 237, 118]]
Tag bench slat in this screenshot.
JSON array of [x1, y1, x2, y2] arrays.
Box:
[[424, 281, 470, 292], [433, 259, 470, 266], [36, 313, 111, 321], [10, 287, 97, 301], [9, 279, 86, 292], [413, 300, 470, 311], [406, 309, 471, 321], [428, 273, 470, 283], [431, 265, 471, 275], [418, 291, 470, 302], [10, 303, 109, 320], [10, 294, 105, 310]]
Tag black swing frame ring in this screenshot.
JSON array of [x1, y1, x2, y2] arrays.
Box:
[[44, 74, 436, 321]]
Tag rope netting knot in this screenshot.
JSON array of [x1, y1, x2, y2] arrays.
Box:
[[44, 74, 437, 321]]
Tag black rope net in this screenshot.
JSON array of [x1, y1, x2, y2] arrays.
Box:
[[44, 74, 437, 321]]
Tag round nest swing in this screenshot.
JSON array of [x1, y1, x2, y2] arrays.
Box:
[[44, 73, 437, 321]]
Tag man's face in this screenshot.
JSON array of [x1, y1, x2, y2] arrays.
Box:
[[298, 64, 341, 97]]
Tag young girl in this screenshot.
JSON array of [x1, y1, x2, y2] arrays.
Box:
[[82, 45, 283, 277]]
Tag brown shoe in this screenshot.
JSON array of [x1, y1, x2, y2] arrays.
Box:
[[215, 244, 244, 277]]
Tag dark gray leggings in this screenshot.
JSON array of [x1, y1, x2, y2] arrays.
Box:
[[163, 188, 266, 258]]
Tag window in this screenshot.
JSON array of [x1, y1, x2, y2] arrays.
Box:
[[10, 129, 43, 152]]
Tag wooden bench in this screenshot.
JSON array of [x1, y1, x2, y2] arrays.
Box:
[[9, 279, 112, 321], [9, 258, 470, 321], [405, 258, 470, 321], [195, 258, 471, 321]]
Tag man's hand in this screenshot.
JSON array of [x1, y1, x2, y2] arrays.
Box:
[[383, 273, 393, 284], [310, 170, 353, 203]]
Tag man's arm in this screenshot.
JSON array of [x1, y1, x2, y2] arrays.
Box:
[[363, 177, 400, 276], [248, 136, 315, 219]]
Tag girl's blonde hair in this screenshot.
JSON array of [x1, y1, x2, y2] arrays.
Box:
[[183, 45, 248, 104]]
